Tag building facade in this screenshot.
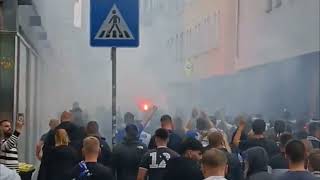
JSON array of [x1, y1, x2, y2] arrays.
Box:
[[141, 0, 320, 117], [0, 0, 48, 164]]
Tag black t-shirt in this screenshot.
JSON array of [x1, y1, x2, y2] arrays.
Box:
[[239, 138, 279, 158], [139, 147, 179, 180], [269, 153, 289, 169], [163, 157, 204, 180], [46, 145, 78, 180], [277, 171, 317, 180], [71, 162, 113, 180], [112, 138, 147, 180]]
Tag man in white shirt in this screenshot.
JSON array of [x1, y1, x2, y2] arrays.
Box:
[[201, 148, 228, 180], [0, 128, 21, 180]]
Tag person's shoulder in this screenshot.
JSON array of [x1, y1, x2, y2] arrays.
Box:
[[113, 143, 124, 151], [163, 147, 179, 157], [99, 138, 110, 148], [227, 152, 241, 165], [92, 163, 113, 177], [265, 138, 278, 145], [137, 142, 147, 149], [146, 148, 157, 154], [278, 171, 316, 180], [248, 171, 275, 180], [170, 132, 182, 140], [95, 163, 111, 170], [0, 164, 20, 179]]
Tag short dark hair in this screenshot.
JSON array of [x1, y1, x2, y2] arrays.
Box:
[[274, 120, 286, 134], [86, 121, 99, 135], [308, 149, 320, 171], [308, 122, 320, 136], [0, 120, 11, 126], [124, 112, 135, 124], [279, 133, 293, 147], [125, 124, 138, 138], [160, 115, 172, 124], [252, 119, 266, 135], [196, 117, 210, 131], [201, 148, 227, 168], [155, 128, 169, 141], [179, 138, 203, 154], [285, 140, 306, 163]]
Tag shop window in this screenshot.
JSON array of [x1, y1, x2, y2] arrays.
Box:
[[0, 0, 3, 29], [0, 32, 15, 120]]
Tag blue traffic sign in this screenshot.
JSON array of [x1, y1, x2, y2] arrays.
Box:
[[90, 0, 139, 47]]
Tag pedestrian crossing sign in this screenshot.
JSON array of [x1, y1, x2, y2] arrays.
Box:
[[90, 0, 139, 47]]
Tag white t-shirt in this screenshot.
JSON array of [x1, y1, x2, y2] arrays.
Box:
[[204, 176, 227, 180], [0, 164, 21, 180]]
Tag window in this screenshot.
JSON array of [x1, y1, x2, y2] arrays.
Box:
[[0, 32, 15, 120], [0, 0, 3, 29]]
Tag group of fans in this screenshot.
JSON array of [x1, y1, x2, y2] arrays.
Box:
[[0, 106, 320, 180]]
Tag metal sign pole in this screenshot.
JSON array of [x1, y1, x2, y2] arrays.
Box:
[[111, 47, 117, 147]]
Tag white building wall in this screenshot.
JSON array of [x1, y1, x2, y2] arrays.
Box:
[[237, 0, 320, 69]]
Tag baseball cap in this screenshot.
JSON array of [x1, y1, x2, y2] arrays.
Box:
[[179, 137, 203, 154]]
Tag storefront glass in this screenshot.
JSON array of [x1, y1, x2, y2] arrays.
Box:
[[0, 32, 15, 120]]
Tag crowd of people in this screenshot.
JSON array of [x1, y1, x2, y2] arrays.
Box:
[[0, 106, 319, 180]]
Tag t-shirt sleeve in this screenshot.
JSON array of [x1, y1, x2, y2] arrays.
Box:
[[171, 150, 180, 159], [40, 133, 47, 141], [139, 153, 150, 170]]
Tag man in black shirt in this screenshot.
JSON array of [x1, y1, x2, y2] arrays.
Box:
[[137, 128, 179, 180], [112, 124, 147, 180], [85, 121, 112, 167], [232, 119, 279, 158], [163, 138, 204, 180], [38, 111, 85, 180], [148, 115, 182, 152], [71, 136, 113, 180], [269, 133, 293, 170], [278, 140, 316, 180]]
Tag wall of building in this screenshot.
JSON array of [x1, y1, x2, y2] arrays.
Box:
[[181, 0, 237, 78], [0, 1, 51, 164], [168, 51, 320, 119], [237, 0, 320, 70]]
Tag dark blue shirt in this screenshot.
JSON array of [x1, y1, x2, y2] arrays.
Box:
[[277, 171, 316, 180], [115, 123, 144, 144]]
